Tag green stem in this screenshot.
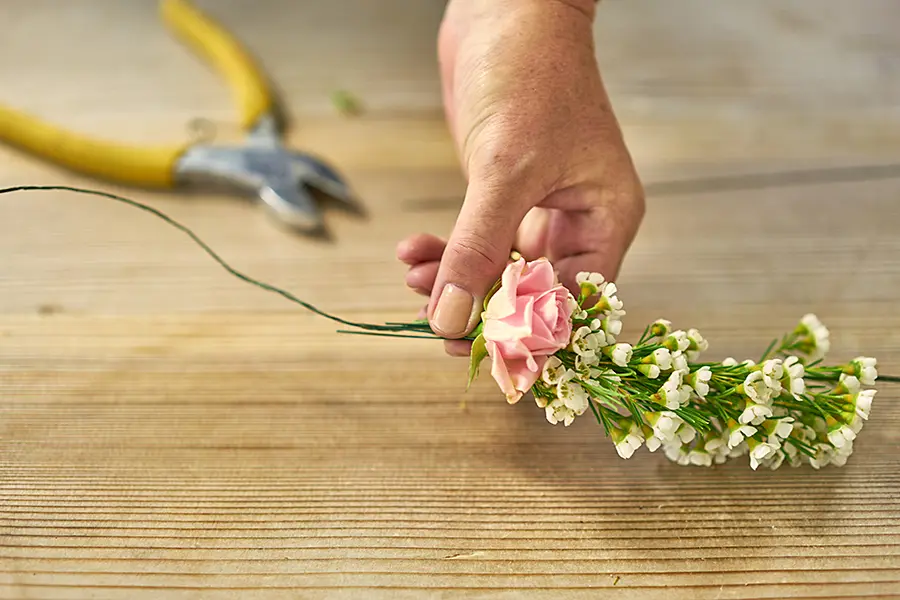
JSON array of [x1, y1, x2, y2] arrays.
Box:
[[0, 185, 436, 337]]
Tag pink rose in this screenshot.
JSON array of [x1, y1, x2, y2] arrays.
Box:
[[482, 257, 575, 403]]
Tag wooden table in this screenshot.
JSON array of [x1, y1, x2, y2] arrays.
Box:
[[2, 1, 900, 598]]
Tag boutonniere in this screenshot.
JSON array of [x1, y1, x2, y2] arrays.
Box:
[[4, 185, 896, 470]]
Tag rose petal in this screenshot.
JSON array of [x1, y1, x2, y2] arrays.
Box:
[[516, 258, 556, 296]]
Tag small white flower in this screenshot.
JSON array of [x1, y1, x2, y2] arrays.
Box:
[[781, 356, 806, 398], [566, 295, 583, 316], [855, 389, 876, 420], [686, 328, 709, 361], [541, 371, 590, 426], [688, 449, 713, 467], [645, 436, 662, 452], [722, 357, 739, 367], [604, 343, 633, 367], [741, 371, 773, 405], [808, 443, 834, 469], [648, 411, 683, 441], [749, 440, 780, 470], [589, 282, 624, 314], [657, 370, 688, 409], [831, 438, 855, 466], [541, 356, 566, 385], [704, 436, 726, 456], [663, 330, 691, 353], [762, 450, 785, 470], [771, 417, 795, 440], [797, 313, 830, 360], [612, 424, 644, 459], [557, 373, 589, 413], [600, 314, 624, 338], [544, 398, 579, 426], [686, 366, 712, 397], [728, 423, 757, 448], [650, 319, 672, 337], [728, 441, 749, 458], [675, 423, 696, 444], [664, 443, 691, 466], [837, 374, 861, 395], [571, 326, 605, 362], [576, 271, 605, 298], [827, 422, 857, 448], [574, 353, 598, 375], [739, 402, 773, 426], [647, 348, 673, 370], [851, 356, 878, 385], [576, 272, 605, 286], [638, 363, 661, 379], [672, 352, 689, 374], [761, 359, 784, 396]]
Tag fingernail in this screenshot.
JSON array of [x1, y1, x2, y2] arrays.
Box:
[[432, 284, 476, 338]]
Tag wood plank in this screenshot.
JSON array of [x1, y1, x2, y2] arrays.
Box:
[[2, 1, 899, 598]]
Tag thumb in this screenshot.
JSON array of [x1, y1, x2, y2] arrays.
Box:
[[428, 180, 531, 338]]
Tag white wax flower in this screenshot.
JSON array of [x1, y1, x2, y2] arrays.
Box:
[[687, 366, 712, 397], [541, 356, 566, 385], [672, 352, 689, 374], [837, 374, 861, 395], [658, 370, 688, 409], [827, 423, 856, 448], [650, 319, 672, 337], [741, 371, 772, 405], [739, 402, 774, 426], [638, 363, 661, 379], [649, 348, 673, 370], [613, 424, 644, 459], [761, 359, 785, 395], [688, 450, 713, 467], [664, 330, 691, 353], [605, 343, 633, 367], [686, 328, 709, 361], [851, 356, 878, 385], [728, 424, 757, 449], [798, 313, 831, 360], [781, 356, 806, 397], [749, 441, 779, 470], [855, 389, 876, 420]]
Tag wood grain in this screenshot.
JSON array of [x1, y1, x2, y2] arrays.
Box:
[[2, 1, 900, 598]]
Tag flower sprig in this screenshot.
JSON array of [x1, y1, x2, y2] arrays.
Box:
[[467, 257, 895, 470], [2, 186, 895, 471]]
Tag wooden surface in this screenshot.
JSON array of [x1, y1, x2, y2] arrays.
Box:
[[2, 1, 900, 598]]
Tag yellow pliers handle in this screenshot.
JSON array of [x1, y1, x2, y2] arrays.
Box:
[[0, 0, 273, 188]]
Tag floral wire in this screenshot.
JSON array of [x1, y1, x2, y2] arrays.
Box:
[[5, 184, 900, 395], [0, 185, 435, 337]]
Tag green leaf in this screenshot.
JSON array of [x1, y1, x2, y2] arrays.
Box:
[[467, 334, 489, 390], [483, 278, 503, 311]]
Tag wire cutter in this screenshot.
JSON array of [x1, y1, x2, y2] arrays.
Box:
[[0, 0, 358, 234]]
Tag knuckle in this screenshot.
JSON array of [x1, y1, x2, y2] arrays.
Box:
[[445, 231, 506, 282]]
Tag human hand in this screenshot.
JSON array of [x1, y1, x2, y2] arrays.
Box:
[[397, 0, 645, 356]]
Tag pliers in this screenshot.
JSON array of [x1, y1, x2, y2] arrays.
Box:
[[0, 0, 358, 234]]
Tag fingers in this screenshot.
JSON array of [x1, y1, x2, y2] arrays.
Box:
[[405, 261, 440, 296], [522, 182, 645, 294], [427, 178, 533, 339], [396, 234, 446, 266], [444, 339, 472, 357]]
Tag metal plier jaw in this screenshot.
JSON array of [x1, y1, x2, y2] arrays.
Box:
[[176, 115, 357, 233], [0, 0, 358, 236]]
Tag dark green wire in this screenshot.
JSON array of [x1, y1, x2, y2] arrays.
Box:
[[0, 184, 438, 339]]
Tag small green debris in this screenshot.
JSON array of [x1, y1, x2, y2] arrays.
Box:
[[331, 89, 362, 116]]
